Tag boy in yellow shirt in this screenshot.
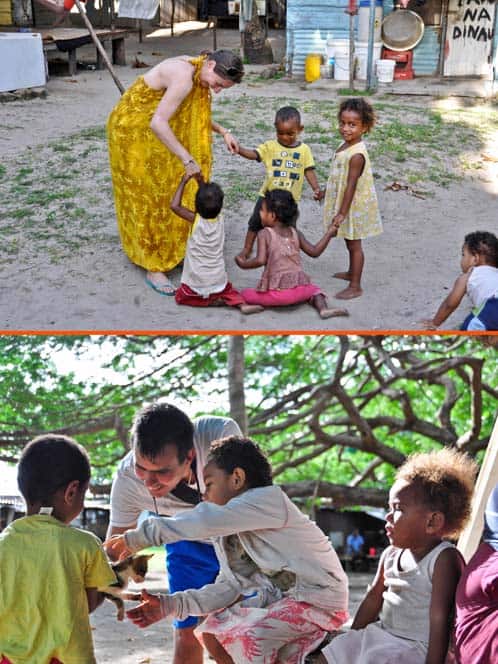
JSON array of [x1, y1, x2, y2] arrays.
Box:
[[235, 106, 324, 259], [0, 434, 116, 664]]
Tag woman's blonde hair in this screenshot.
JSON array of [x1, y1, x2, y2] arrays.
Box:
[[396, 447, 478, 539]]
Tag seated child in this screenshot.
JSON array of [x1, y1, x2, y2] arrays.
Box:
[[422, 231, 498, 331], [171, 173, 262, 315], [316, 448, 477, 664], [454, 482, 498, 664], [106, 436, 349, 664], [235, 189, 349, 319], [235, 105, 324, 259], [0, 434, 116, 664]]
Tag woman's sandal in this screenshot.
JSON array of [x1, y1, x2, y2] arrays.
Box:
[[145, 276, 176, 296]]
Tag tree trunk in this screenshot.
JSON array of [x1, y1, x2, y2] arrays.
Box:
[[228, 336, 248, 434], [243, 1, 273, 64]]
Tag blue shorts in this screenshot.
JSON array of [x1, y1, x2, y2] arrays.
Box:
[[461, 297, 498, 331], [166, 540, 219, 629]]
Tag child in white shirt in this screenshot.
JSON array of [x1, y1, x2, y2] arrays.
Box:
[[422, 231, 498, 330], [106, 436, 349, 664]]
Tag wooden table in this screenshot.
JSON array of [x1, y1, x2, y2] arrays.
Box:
[[41, 28, 131, 76]]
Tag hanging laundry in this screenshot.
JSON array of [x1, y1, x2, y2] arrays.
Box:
[[118, 0, 159, 20]]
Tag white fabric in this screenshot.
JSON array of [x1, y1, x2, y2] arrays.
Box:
[[467, 265, 498, 309], [321, 622, 427, 664], [380, 541, 454, 644], [118, 0, 159, 20], [109, 416, 242, 528], [181, 213, 228, 296], [124, 484, 349, 616]]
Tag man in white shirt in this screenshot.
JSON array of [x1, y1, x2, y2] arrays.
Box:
[[106, 401, 241, 664]]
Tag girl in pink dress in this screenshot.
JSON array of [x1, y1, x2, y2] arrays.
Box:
[[235, 189, 349, 319]]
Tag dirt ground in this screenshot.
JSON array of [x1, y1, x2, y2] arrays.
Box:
[[1, 23, 497, 332]]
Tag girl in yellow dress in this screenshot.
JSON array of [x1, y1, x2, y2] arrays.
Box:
[[107, 50, 243, 295], [323, 98, 382, 300]]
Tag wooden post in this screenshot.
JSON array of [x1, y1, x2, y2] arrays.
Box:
[[73, 0, 125, 94], [457, 413, 498, 561]]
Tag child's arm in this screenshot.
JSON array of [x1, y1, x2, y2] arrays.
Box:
[[351, 556, 385, 629], [421, 272, 470, 329], [236, 145, 260, 160], [86, 587, 106, 613], [298, 224, 337, 258], [331, 153, 365, 226], [304, 167, 324, 201], [170, 173, 197, 223], [426, 547, 465, 664], [127, 576, 242, 627], [235, 229, 268, 269]]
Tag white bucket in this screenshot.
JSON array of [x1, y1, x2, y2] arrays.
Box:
[[326, 38, 350, 59], [355, 41, 382, 80], [334, 54, 350, 81], [376, 59, 396, 83]]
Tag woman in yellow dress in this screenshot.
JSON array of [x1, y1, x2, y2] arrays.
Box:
[[107, 50, 243, 295]]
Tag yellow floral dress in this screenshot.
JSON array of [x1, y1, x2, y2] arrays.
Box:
[[107, 56, 212, 272], [323, 141, 382, 240]]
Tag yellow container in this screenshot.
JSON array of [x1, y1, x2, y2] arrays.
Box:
[[305, 53, 322, 82]]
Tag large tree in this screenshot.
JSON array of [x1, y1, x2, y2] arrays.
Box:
[[1, 335, 496, 507]]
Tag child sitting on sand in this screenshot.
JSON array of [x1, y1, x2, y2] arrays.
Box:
[[171, 173, 262, 314], [235, 189, 349, 320], [317, 448, 477, 664], [422, 231, 498, 330]]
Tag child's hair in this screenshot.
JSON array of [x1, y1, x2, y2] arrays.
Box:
[[195, 181, 224, 219], [18, 434, 91, 505], [395, 447, 477, 539], [464, 231, 498, 267], [338, 98, 376, 132], [207, 436, 273, 489], [263, 189, 299, 227], [275, 106, 301, 125], [207, 49, 244, 83], [131, 402, 194, 462]]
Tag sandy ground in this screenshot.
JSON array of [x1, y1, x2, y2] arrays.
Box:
[[1, 23, 498, 332], [91, 557, 373, 663]]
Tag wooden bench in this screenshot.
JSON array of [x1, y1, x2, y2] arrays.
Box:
[[41, 27, 131, 76]]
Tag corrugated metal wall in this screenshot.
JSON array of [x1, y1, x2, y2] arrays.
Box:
[[287, 0, 498, 78], [287, 0, 352, 77]]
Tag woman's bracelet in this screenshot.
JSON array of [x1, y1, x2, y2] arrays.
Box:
[[222, 129, 232, 137], [183, 158, 195, 166]]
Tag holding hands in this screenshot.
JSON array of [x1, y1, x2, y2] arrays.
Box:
[[331, 212, 345, 229], [223, 130, 239, 154], [183, 158, 201, 178]]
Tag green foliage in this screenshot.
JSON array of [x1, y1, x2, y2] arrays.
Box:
[[0, 336, 496, 498]]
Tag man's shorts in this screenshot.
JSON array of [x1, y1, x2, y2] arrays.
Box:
[[166, 540, 219, 629]]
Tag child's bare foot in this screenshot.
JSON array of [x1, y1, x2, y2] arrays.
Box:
[[332, 271, 351, 281], [335, 286, 362, 299], [239, 304, 264, 315], [319, 308, 349, 319]]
